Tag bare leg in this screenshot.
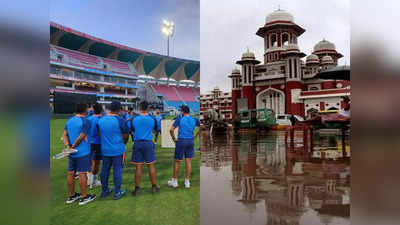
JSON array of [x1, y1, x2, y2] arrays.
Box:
[[92, 160, 100, 175], [148, 163, 157, 185], [173, 161, 180, 179], [135, 164, 143, 187], [67, 171, 75, 196], [185, 158, 192, 180], [78, 172, 88, 197]]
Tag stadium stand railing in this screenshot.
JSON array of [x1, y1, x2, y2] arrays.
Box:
[[175, 86, 197, 102], [50, 45, 137, 76], [173, 86, 186, 104]]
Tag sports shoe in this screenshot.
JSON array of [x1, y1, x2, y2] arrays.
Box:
[[168, 178, 178, 188], [100, 188, 113, 198], [113, 190, 126, 200], [184, 179, 190, 189], [91, 179, 101, 188], [74, 172, 79, 180], [132, 186, 141, 196], [66, 193, 80, 204], [78, 194, 96, 205], [152, 185, 160, 194]]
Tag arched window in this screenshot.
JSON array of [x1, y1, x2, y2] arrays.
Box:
[[282, 33, 289, 46], [270, 33, 277, 47]]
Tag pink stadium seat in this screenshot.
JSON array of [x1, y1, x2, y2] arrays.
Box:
[[55, 47, 100, 65], [151, 84, 180, 101], [103, 58, 130, 72], [175, 86, 197, 102]]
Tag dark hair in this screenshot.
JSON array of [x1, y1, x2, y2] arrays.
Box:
[[93, 103, 103, 114], [181, 105, 190, 114], [139, 101, 149, 111], [128, 107, 133, 111], [110, 101, 121, 112], [76, 103, 88, 114]]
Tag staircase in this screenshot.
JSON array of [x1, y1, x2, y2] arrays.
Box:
[[173, 86, 186, 105], [137, 84, 160, 103]]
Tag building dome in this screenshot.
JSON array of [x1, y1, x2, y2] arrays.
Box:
[[265, 9, 294, 24], [306, 54, 319, 64], [321, 55, 334, 64], [241, 49, 255, 60], [313, 39, 336, 52], [231, 68, 240, 74]]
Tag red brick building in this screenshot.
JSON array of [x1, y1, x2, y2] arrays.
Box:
[[228, 9, 350, 118], [200, 87, 232, 120]]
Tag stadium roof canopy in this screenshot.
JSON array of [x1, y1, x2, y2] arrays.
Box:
[[50, 22, 200, 82]]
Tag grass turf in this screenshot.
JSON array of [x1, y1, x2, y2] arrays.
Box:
[[50, 119, 200, 225]]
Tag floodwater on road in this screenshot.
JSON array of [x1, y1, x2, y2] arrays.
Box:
[[200, 130, 350, 225]]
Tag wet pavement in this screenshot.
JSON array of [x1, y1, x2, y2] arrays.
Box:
[[200, 130, 350, 225]]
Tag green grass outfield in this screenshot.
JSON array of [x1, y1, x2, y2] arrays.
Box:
[[50, 119, 200, 225]]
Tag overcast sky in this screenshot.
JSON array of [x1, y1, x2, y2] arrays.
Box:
[[50, 0, 200, 61], [200, 0, 350, 93]]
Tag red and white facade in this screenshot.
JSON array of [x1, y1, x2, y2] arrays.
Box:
[[228, 9, 350, 118], [200, 87, 232, 120]]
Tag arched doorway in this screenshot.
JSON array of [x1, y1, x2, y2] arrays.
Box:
[[256, 88, 285, 114]]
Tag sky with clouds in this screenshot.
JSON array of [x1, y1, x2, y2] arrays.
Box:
[[200, 0, 350, 93], [50, 0, 200, 61]]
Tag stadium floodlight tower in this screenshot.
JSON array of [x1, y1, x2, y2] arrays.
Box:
[[162, 19, 175, 85], [162, 19, 175, 57]]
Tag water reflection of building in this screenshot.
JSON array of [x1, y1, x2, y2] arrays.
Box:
[[201, 131, 350, 224]]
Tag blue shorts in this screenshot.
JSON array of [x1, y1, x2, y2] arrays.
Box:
[[68, 154, 91, 172], [90, 144, 102, 161], [174, 139, 194, 161], [131, 141, 156, 164]]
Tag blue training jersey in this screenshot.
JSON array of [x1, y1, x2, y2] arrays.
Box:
[[173, 115, 200, 139], [130, 114, 157, 141], [155, 115, 162, 132], [87, 109, 94, 117], [64, 116, 91, 158], [86, 115, 101, 144], [97, 115, 129, 156]]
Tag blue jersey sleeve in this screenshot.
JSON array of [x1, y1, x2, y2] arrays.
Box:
[[152, 116, 158, 131], [96, 123, 100, 135], [130, 118, 135, 133], [117, 116, 129, 134], [173, 117, 181, 128], [81, 118, 90, 135], [195, 118, 200, 127]]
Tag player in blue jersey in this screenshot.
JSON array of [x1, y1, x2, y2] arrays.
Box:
[[86, 103, 103, 188], [130, 101, 160, 195], [87, 104, 94, 117], [168, 105, 200, 189], [97, 101, 129, 200], [62, 103, 96, 205], [153, 109, 162, 144]]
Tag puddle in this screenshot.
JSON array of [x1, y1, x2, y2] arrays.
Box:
[[200, 130, 350, 225]]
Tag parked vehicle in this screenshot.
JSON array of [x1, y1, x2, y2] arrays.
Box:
[[237, 108, 276, 130], [275, 114, 304, 126]]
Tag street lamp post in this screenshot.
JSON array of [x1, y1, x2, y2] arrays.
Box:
[[162, 19, 174, 85]]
